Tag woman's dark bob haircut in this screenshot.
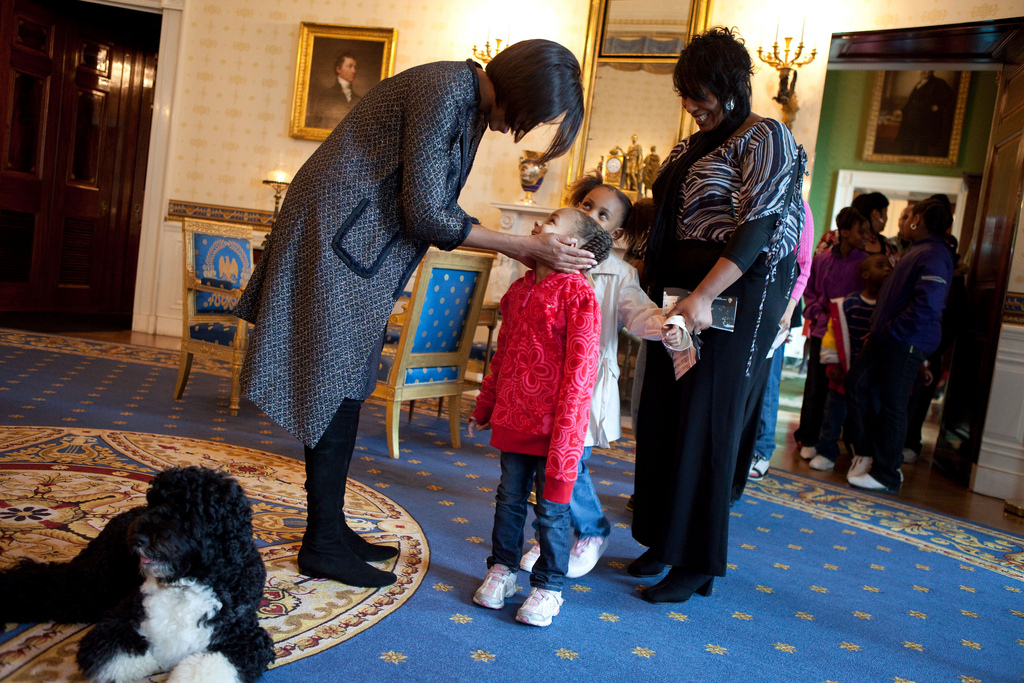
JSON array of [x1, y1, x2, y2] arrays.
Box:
[[911, 197, 953, 236], [673, 27, 753, 127], [486, 39, 584, 164]]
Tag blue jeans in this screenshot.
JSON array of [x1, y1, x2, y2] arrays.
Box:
[[531, 447, 611, 541], [490, 451, 571, 591], [753, 350, 785, 459], [815, 388, 848, 462], [570, 447, 611, 539]]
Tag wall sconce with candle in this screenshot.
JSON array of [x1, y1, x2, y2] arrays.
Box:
[[757, 18, 816, 129], [472, 26, 511, 64], [262, 171, 291, 226]]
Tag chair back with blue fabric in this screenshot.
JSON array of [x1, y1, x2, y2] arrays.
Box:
[[173, 219, 254, 415], [373, 247, 495, 458]]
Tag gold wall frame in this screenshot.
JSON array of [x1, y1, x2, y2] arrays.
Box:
[[290, 23, 397, 141], [862, 69, 971, 167], [566, 0, 711, 186]]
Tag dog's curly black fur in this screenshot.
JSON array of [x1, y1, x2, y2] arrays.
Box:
[[0, 466, 275, 683]]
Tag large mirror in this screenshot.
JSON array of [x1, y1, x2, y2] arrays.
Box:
[[567, 0, 710, 191]]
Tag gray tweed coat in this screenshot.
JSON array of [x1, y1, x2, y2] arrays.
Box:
[[236, 60, 487, 447]]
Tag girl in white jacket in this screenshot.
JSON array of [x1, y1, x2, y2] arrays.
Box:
[[522, 174, 676, 578]]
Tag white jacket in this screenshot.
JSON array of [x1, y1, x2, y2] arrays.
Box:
[[586, 251, 666, 448]]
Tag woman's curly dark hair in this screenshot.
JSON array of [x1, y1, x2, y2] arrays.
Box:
[[673, 27, 753, 129]]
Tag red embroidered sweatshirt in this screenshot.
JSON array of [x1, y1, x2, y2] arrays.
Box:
[[471, 271, 601, 504]]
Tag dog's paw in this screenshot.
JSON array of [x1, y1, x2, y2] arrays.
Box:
[[167, 652, 241, 683]]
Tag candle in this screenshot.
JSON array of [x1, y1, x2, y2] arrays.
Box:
[[800, 17, 806, 44], [268, 170, 290, 183], [774, 18, 779, 45]]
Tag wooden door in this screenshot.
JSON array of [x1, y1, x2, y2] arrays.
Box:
[[937, 35, 1024, 483], [0, 0, 159, 314]]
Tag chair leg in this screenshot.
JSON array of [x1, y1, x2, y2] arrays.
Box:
[[385, 398, 403, 459], [229, 365, 242, 416], [173, 351, 193, 400], [448, 393, 462, 449], [228, 323, 250, 417], [436, 397, 444, 418], [408, 399, 416, 423]]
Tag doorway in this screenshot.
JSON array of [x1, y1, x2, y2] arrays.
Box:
[[805, 19, 1022, 487], [0, 0, 161, 317]]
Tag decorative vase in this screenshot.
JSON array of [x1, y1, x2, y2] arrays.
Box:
[[517, 151, 548, 205]]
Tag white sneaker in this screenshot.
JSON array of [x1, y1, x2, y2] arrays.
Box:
[[902, 448, 919, 464], [799, 446, 818, 460], [748, 456, 771, 479], [808, 454, 835, 471], [520, 544, 540, 572], [473, 564, 517, 609], [566, 536, 607, 579], [515, 587, 563, 627], [848, 471, 900, 494], [847, 455, 873, 480]]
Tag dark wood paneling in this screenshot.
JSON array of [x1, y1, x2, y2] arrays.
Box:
[[937, 39, 1024, 483], [0, 0, 159, 313]]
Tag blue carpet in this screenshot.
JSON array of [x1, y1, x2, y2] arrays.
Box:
[[1, 329, 1023, 682]]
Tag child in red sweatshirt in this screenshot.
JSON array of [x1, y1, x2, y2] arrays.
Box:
[[469, 207, 612, 627]]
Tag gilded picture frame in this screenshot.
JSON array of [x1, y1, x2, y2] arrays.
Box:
[[290, 23, 397, 141], [862, 69, 970, 167]]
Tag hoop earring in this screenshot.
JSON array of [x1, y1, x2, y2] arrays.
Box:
[[725, 99, 735, 112], [910, 223, 918, 231]]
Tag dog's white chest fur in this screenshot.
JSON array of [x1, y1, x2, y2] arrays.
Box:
[[92, 577, 240, 683], [139, 576, 221, 666]]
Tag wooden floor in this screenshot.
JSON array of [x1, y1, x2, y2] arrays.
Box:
[[19, 327, 1024, 537]]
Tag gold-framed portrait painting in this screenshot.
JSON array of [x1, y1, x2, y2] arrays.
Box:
[[862, 69, 970, 167], [290, 23, 397, 141]]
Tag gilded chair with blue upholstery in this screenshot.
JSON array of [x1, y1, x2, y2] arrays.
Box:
[[374, 247, 495, 458], [173, 219, 253, 416]]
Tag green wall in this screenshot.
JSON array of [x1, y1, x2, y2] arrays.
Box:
[[807, 69, 999, 239]]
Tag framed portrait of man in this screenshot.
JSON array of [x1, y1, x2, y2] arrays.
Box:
[[290, 23, 397, 141], [862, 69, 970, 167]]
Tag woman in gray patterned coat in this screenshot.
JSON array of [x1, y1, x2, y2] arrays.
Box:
[[235, 40, 589, 587]]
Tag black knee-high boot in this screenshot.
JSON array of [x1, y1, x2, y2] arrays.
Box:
[[297, 399, 397, 587]]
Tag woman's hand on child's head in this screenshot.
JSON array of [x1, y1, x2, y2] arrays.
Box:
[[522, 232, 597, 273], [467, 417, 490, 438]]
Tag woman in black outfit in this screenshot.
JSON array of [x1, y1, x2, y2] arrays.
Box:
[[629, 28, 804, 603]]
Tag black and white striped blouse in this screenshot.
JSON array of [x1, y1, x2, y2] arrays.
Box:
[[666, 117, 803, 260]]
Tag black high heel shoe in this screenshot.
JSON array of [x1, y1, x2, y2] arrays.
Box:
[[641, 568, 714, 603], [627, 549, 667, 577]]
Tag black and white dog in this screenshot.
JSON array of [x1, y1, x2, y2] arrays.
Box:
[[0, 466, 275, 683]]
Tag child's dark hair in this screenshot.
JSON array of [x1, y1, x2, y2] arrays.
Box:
[[911, 197, 952, 236], [925, 194, 954, 233], [859, 253, 888, 276], [568, 209, 613, 266], [567, 171, 652, 252], [568, 172, 632, 225], [836, 206, 868, 235]]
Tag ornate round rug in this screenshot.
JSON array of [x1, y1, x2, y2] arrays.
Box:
[[0, 426, 428, 681]]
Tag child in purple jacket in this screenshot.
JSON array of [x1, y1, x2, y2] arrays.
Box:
[[795, 207, 872, 461]]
